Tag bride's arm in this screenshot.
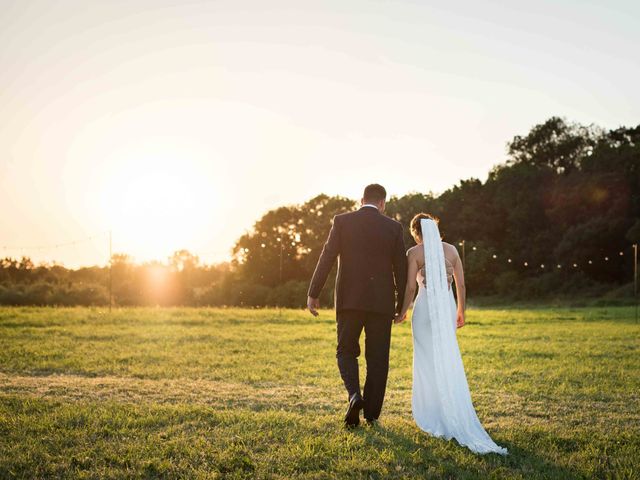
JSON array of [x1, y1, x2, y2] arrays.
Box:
[[451, 247, 466, 327], [395, 248, 419, 323]]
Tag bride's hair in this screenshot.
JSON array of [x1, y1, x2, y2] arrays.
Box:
[[410, 213, 440, 241]]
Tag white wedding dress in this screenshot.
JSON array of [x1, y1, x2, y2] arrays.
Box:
[[411, 218, 507, 455]]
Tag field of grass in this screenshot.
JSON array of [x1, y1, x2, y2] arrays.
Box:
[[0, 306, 638, 479]]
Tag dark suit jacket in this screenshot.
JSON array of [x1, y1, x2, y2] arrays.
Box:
[[308, 206, 408, 316]]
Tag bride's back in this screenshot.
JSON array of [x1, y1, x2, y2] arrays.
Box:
[[411, 241, 456, 286]]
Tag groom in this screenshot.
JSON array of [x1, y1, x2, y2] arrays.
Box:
[[307, 184, 408, 427]]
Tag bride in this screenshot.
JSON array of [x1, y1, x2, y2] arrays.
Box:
[[395, 213, 507, 455]]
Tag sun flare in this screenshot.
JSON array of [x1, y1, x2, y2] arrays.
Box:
[[98, 151, 223, 262]]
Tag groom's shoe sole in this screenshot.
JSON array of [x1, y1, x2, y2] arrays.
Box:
[[344, 396, 364, 427]]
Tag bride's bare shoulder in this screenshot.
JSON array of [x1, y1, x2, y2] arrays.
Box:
[[442, 241, 457, 251], [442, 242, 460, 264], [406, 244, 423, 260]]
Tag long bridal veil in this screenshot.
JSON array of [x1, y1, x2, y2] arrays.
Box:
[[416, 218, 507, 455]]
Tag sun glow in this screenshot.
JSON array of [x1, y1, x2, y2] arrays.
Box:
[[97, 149, 224, 262]]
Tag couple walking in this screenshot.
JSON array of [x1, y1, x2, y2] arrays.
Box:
[[307, 183, 506, 455]]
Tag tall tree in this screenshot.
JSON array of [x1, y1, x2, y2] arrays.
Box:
[[507, 116, 601, 174]]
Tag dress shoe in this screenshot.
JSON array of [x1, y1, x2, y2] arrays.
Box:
[[344, 392, 364, 427]]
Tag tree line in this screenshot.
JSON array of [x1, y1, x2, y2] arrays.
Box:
[[1, 117, 638, 307]]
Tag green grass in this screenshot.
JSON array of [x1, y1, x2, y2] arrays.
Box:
[[0, 306, 638, 479]]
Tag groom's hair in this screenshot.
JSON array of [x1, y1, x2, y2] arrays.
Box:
[[363, 184, 387, 203], [410, 213, 440, 238]]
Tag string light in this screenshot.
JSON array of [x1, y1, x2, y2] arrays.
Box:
[[4, 232, 632, 273], [0, 231, 109, 252], [454, 241, 632, 274]]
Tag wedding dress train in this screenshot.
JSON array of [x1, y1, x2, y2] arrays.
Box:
[[411, 218, 507, 455]]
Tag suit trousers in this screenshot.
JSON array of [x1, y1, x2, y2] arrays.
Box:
[[336, 309, 393, 420]]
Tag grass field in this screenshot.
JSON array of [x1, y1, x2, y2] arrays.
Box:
[[0, 306, 638, 479]]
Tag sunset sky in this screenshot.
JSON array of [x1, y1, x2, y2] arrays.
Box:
[[1, 0, 639, 267]]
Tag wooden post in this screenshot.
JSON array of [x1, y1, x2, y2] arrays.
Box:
[[109, 230, 112, 313], [279, 239, 283, 284], [277, 237, 283, 317], [461, 239, 466, 269], [634, 243, 638, 323]]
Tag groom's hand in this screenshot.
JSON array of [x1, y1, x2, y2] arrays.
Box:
[[394, 312, 406, 324], [307, 296, 320, 317]]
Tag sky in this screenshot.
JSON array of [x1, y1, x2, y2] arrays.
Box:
[[1, 0, 639, 267]]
